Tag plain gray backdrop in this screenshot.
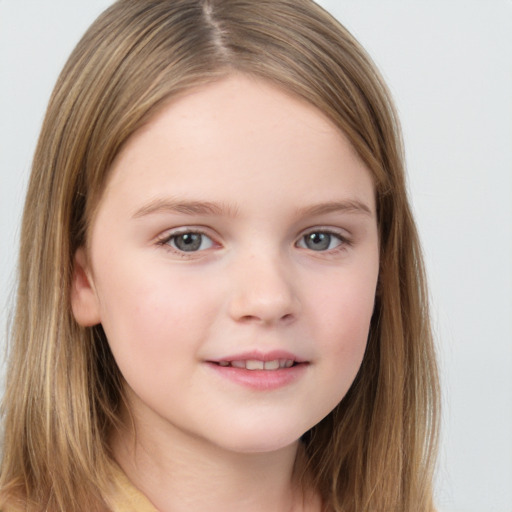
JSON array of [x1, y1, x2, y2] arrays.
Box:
[[1, 1, 511, 511]]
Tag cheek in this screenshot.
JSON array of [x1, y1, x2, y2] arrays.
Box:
[[314, 260, 377, 329], [308, 263, 378, 373], [93, 260, 221, 373], [292, 265, 377, 428]]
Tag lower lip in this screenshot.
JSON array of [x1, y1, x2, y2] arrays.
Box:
[[206, 363, 308, 391]]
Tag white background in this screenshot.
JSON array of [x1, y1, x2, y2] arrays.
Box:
[[1, 2, 511, 511]]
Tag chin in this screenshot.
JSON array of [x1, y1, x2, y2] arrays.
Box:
[[209, 424, 306, 455]]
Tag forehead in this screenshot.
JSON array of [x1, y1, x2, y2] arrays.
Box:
[[99, 74, 375, 217]]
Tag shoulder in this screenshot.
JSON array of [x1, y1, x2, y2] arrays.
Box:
[[106, 463, 158, 512]]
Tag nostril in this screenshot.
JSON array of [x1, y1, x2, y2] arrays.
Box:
[[239, 314, 260, 324], [238, 312, 295, 325], [279, 313, 296, 325]]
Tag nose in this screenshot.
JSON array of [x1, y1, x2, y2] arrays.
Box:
[[227, 250, 301, 326]]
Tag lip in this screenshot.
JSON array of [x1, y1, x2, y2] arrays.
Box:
[[205, 350, 309, 391], [210, 350, 307, 364]]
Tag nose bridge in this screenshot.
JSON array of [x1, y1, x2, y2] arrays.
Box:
[[228, 243, 300, 325]]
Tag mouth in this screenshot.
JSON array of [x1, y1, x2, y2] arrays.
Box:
[[206, 352, 308, 390], [206, 350, 312, 392], [213, 359, 297, 370]]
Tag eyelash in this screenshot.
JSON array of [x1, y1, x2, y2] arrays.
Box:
[[296, 229, 351, 253], [156, 229, 216, 256], [155, 228, 351, 256]]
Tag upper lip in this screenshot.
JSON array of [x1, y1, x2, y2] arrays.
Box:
[[207, 350, 308, 364]]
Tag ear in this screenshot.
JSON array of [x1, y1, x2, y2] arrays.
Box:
[[71, 248, 101, 326]]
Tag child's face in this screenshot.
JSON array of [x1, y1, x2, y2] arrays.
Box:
[[73, 75, 379, 454]]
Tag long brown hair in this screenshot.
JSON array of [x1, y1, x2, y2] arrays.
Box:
[[0, 1, 439, 510]]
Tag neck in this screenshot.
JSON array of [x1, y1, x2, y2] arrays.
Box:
[[110, 411, 317, 512]]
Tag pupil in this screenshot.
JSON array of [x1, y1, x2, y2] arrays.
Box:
[[176, 233, 201, 251], [306, 232, 330, 251]]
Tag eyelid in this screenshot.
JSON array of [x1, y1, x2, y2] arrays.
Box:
[[295, 227, 352, 251], [154, 225, 352, 256], [155, 226, 221, 255]]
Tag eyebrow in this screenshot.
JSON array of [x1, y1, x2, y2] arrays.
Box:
[[132, 198, 240, 219], [132, 197, 373, 219], [296, 200, 374, 218]]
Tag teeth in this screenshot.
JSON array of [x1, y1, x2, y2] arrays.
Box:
[[218, 359, 295, 370], [264, 360, 280, 370], [246, 359, 264, 370]]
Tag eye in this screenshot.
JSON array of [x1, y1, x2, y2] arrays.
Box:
[[164, 231, 214, 252], [297, 231, 345, 251]]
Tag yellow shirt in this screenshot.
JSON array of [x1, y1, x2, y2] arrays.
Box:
[[0, 467, 158, 512], [108, 466, 159, 512]]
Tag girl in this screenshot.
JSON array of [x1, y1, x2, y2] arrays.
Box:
[[0, 1, 439, 511]]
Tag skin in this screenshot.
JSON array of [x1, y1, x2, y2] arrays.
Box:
[[72, 74, 379, 512]]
